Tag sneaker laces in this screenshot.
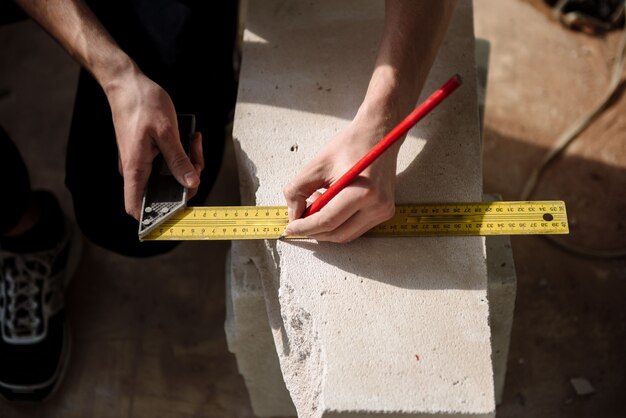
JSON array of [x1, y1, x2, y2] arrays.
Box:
[[0, 250, 54, 342]]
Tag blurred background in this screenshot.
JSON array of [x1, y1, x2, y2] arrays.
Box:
[[0, 0, 624, 417]]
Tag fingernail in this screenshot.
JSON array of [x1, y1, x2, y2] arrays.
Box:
[[287, 207, 294, 221], [283, 227, 293, 236], [184, 172, 199, 187]]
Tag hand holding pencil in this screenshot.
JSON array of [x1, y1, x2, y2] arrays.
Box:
[[282, 75, 462, 243]]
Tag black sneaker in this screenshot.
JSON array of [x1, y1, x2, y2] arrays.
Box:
[[0, 192, 81, 401], [545, 0, 625, 32]]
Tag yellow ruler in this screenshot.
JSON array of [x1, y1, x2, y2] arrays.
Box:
[[140, 200, 569, 241]]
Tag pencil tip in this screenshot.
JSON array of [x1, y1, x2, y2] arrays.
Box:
[[454, 73, 463, 84]]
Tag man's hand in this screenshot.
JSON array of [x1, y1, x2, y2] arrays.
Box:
[[14, 0, 204, 220], [282, 0, 457, 242], [283, 115, 398, 243], [105, 69, 203, 219]]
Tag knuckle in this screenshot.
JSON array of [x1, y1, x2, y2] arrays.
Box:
[[282, 183, 293, 198], [366, 190, 394, 218], [125, 206, 136, 218], [124, 166, 146, 182], [318, 216, 339, 231], [378, 200, 396, 220], [361, 185, 385, 205], [156, 120, 175, 138], [330, 231, 354, 244], [283, 182, 298, 200], [169, 154, 190, 171], [336, 236, 352, 244]]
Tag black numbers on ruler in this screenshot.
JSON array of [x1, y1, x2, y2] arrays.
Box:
[[150, 203, 567, 240]]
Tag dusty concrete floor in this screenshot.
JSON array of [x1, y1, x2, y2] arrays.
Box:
[[476, 1, 626, 417], [0, 1, 624, 417]]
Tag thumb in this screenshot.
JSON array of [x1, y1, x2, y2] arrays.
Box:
[[156, 127, 199, 189], [283, 165, 329, 221]]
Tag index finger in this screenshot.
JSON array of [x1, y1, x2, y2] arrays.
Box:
[[123, 163, 153, 220]]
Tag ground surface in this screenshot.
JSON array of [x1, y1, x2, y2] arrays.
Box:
[[0, 1, 624, 417], [477, 2, 626, 417]]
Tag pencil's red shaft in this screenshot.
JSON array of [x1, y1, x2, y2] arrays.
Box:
[[302, 73, 463, 218]]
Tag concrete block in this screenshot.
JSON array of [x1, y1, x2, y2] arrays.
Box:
[[475, 38, 490, 141], [225, 241, 296, 417], [232, 1, 495, 417], [486, 233, 516, 405], [225, 203, 516, 415], [225, 234, 517, 415], [484, 213, 517, 406], [225, 201, 517, 415]]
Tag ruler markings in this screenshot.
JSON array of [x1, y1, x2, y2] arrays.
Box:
[[141, 201, 569, 241]]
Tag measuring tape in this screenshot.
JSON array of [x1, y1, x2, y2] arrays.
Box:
[[140, 200, 569, 241]]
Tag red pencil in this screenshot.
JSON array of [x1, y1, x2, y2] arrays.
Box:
[[301, 73, 463, 218]]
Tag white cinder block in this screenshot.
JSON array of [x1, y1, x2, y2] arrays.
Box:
[[484, 195, 517, 406], [225, 242, 296, 417], [232, 1, 495, 416], [225, 234, 516, 415], [486, 234, 517, 406]]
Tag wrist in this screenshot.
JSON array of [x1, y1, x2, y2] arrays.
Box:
[[96, 53, 141, 97], [356, 65, 420, 130]]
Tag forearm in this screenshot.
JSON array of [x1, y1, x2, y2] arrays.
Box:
[[284, 1, 456, 241], [15, 0, 201, 219], [14, 0, 137, 92], [357, 0, 457, 130]]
